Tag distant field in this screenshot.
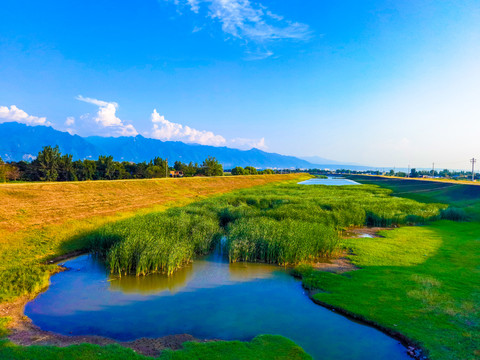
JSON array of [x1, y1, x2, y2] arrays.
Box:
[[297, 175, 480, 359], [349, 175, 480, 218]]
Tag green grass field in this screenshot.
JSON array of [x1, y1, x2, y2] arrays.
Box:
[[349, 175, 480, 219], [87, 180, 440, 277], [0, 335, 311, 360], [1, 175, 478, 359], [293, 176, 480, 359], [0, 175, 313, 360]]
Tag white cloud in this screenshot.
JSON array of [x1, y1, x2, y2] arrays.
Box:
[[167, 0, 310, 55], [149, 109, 267, 149], [230, 136, 267, 150], [187, 0, 200, 13], [76, 95, 138, 137], [0, 105, 50, 126], [65, 116, 75, 126], [150, 109, 227, 146], [76, 95, 123, 127]]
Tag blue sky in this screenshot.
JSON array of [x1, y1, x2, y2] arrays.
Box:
[[1, 0, 479, 168]]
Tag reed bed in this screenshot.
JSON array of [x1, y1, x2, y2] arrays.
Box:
[[88, 181, 444, 275], [89, 211, 221, 276]]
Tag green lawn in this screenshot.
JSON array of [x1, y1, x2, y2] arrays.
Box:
[[2, 176, 479, 359], [293, 176, 480, 359], [0, 335, 311, 360]]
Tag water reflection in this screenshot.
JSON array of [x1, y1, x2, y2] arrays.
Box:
[[109, 255, 275, 295], [299, 177, 360, 186], [109, 263, 194, 295], [26, 255, 409, 360]]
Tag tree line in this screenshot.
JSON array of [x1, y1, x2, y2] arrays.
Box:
[[0, 146, 277, 182], [0, 146, 226, 182]]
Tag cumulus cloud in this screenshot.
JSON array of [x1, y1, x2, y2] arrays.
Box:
[[149, 109, 267, 149], [65, 116, 75, 126], [230, 137, 267, 150], [76, 95, 138, 137], [0, 105, 50, 126], [167, 0, 310, 56], [150, 109, 227, 146]]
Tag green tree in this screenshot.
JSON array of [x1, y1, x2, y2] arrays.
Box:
[[134, 162, 149, 178], [151, 157, 168, 178], [114, 162, 128, 179], [183, 162, 198, 177], [244, 166, 258, 175], [58, 154, 77, 181], [146, 165, 165, 178], [122, 161, 137, 178], [231, 166, 245, 175], [174, 161, 184, 172], [0, 157, 6, 182], [96, 155, 116, 180], [36, 145, 61, 181], [201, 156, 223, 177], [79, 160, 97, 180]]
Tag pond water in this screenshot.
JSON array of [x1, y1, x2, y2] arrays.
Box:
[[298, 177, 361, 186], [26, 254, 409, 360]]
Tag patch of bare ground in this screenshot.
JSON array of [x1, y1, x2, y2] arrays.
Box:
[[343, 226, 396, 238], [311, 253, 357, 273], [310, 227, 396, 274]]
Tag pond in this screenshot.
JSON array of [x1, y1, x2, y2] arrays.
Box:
[[26, 253, 409, 359], [298, 177, 361, 186]]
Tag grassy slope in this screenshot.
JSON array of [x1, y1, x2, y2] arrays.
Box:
[[0, 174, 304, 302], [0, 335, 311, 360], [295, 176, 480, 359], [0, 174, 311, 360]]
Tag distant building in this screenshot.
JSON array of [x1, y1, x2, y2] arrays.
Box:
[[169, 171, 184, 178]]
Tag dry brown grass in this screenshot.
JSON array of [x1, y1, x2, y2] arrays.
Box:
[[0, 175, 303, 233], [0, 174, 306, 267]]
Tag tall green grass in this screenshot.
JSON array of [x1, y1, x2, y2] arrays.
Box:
[[88, 181, 444, 275], [226, 218, 339, 264], [89, 211, 221, 276]]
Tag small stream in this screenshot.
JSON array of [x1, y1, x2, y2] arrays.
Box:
[[26, 253, 409, 360], [298, 177, 361, 186]]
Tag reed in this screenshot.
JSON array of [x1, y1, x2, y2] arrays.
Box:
[[89, 180, 444, 276], [89, 211, 221, 276]]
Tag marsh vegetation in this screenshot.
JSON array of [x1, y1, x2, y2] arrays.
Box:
[[88, 181, 443, 276]]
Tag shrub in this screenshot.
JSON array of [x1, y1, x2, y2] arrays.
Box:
[[440, 207, 468, 222]]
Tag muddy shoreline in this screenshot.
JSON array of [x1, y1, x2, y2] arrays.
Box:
[[3, 227, 426, 359], [2, 288, 205, 357]]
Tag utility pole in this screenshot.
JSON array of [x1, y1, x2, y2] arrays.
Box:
[[471, 158, 477, 181], [432, 162, 435, 178], [407, 164, 410, 178]]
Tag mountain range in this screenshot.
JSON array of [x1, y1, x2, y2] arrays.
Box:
[[0, 122, 374, 170]]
